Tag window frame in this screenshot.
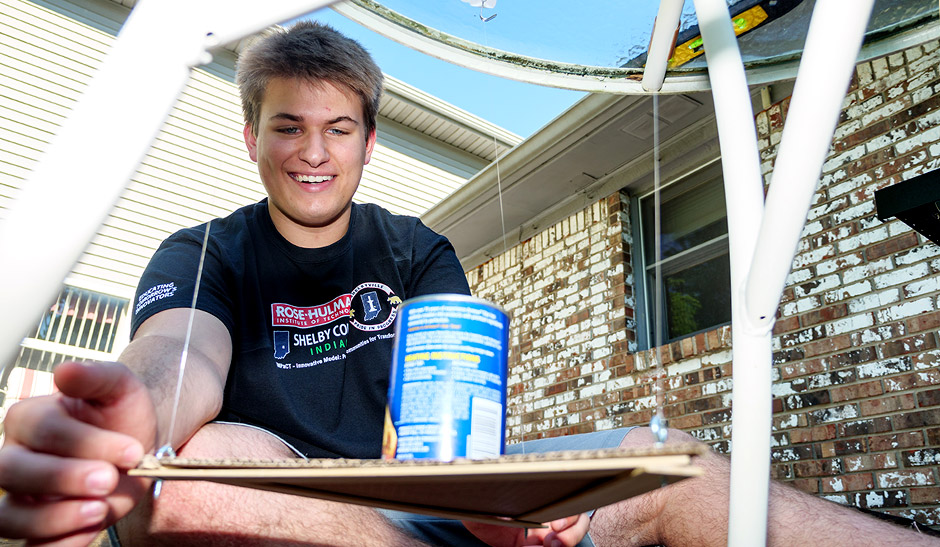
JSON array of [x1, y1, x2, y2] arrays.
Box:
[[632, 158, 732, 349]]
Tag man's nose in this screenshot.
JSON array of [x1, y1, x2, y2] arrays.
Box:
[[300, 133, 329, 166]]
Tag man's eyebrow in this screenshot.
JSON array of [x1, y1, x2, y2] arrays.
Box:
[[326, 115, 360, 126], [267, 113, 360, 126], [269, 113, 303, 123]]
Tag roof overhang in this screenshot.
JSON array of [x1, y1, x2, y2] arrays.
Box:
[[422, 89, 736, 270]]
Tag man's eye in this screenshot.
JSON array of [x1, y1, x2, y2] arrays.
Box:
[[327, 127, 349, 136], [277, 127, 300, 135]]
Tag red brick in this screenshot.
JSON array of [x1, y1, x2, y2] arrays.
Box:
[[830, 381, 885, 403], [680, 336, 696, 358], [860, 393, 917, 416], [694, 332, 706, 352], [773, 315, 802, 335], [621, 409, 652, 426], [779, 358, 826, 379], [801, 304, 849, 327], [866, 232, 920, 260], [567, 397, 592, 413], [843, 148, 897, 180], [789, 424, 838, 443], [843, 453, 898, 472], [839, 118, 891, 150], [892, 409, 940, 430], [838, 416, 893, 437], [911, 486, 940, 505], [825, 347, 878, 370], [822, 473, 874, 492], [928, 427, 940, 446], [670, 413, 703, 429], [819, 440, 866, 457], [794, 458, 843, 477], [869, 431, 925, 452], [884, 369, 940, 392], [907, 310, 940, 333], [880, 334, 938, 359], [792, 478, 820, 494], [917, 388, 940, 408], [666, 385, 703, 404], [875, 469, 936, 488], [913, 352, 940, 371], [771, 464, 793, 481], [802, 334, 853, 358]]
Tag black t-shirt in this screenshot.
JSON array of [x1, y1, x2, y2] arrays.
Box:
[[131, 200, 471, 458]]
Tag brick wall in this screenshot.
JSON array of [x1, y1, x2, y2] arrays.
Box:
[[466, 195, 637, 439], [467, 40, 940, 527]]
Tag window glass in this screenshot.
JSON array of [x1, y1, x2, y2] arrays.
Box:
[[640, 166, 732, 343], [642, 173, 727, 260]]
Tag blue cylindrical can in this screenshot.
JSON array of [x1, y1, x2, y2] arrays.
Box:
[[382, 294, 509, 461]]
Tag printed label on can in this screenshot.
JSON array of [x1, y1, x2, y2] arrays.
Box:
[[382, 295, 508, 461]]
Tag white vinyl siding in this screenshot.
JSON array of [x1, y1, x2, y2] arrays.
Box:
[[3, 0, 495, 305]]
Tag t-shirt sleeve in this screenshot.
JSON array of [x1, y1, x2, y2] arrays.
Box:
[[409, 220, 471, 298], [130, 225, 234, 339]]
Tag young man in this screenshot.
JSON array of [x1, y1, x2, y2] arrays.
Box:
[[0, 21, 934, 547]]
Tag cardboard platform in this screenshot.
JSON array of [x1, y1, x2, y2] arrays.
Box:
[[130, 443, 705, 526]]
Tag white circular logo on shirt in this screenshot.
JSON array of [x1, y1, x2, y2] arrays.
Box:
[[349, 282, 400, 332]]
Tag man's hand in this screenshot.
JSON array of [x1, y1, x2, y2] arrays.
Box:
[[463, 513, 591, 547], [0, 361, 156, 546]]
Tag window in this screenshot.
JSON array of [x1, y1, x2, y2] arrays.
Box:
[[4, 287, 129, 374], [2, 287, 130, 407], [636, 162, 732, 345], [36, 287, 128, 353]]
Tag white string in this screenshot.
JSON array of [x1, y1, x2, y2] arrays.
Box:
[[650, 94, 668, 446], [494, 136, 508, 255], [162, 220, 212, 452], [478, 11, 508, 256]]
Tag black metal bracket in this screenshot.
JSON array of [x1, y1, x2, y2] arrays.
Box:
[[874, 169, 940, 245]]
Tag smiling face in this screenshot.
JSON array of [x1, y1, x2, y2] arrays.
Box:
[[244, 77, 376, 248]]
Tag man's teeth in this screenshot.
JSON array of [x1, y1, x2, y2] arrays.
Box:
[[294, 174, 333, 183]]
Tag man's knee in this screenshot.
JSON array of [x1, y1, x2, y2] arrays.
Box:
[[175, 422, 301, 459], [115, 423, 299, 544]]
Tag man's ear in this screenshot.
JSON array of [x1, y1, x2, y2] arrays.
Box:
[[244, 123, 258, 162], [364, 128, 376, 165]]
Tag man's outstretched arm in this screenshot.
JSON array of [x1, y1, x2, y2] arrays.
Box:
[[0, 308, 231, 546]]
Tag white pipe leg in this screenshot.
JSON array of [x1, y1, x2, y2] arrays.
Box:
[[690, 0, 768, 544], [642, 0, 685, 92], [744, 0, 875, 325], [0, 0, 204, 367]]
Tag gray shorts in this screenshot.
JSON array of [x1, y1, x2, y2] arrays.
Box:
[[109, 426, 633, 546]]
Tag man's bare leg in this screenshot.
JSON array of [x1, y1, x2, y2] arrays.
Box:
[[115, 423, 428, 547], [589, 427, 937, 547]]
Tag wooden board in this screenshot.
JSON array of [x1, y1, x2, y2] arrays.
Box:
[[130, 443, 705, 526]]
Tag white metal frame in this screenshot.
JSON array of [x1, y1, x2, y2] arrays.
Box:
[[0, 1, 888, 545], [688, 2, 874, 544]]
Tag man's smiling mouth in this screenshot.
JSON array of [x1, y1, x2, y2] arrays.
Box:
[[292, 174, 334, 183]]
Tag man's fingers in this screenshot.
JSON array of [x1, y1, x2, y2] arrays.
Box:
[[53, 361, 139, 407], [0, 494, 107, 541], [543, 513, 590, 547], [0, 446, 117, 498], [3, 398, 143, 467], [548, 515, 580, 532]]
